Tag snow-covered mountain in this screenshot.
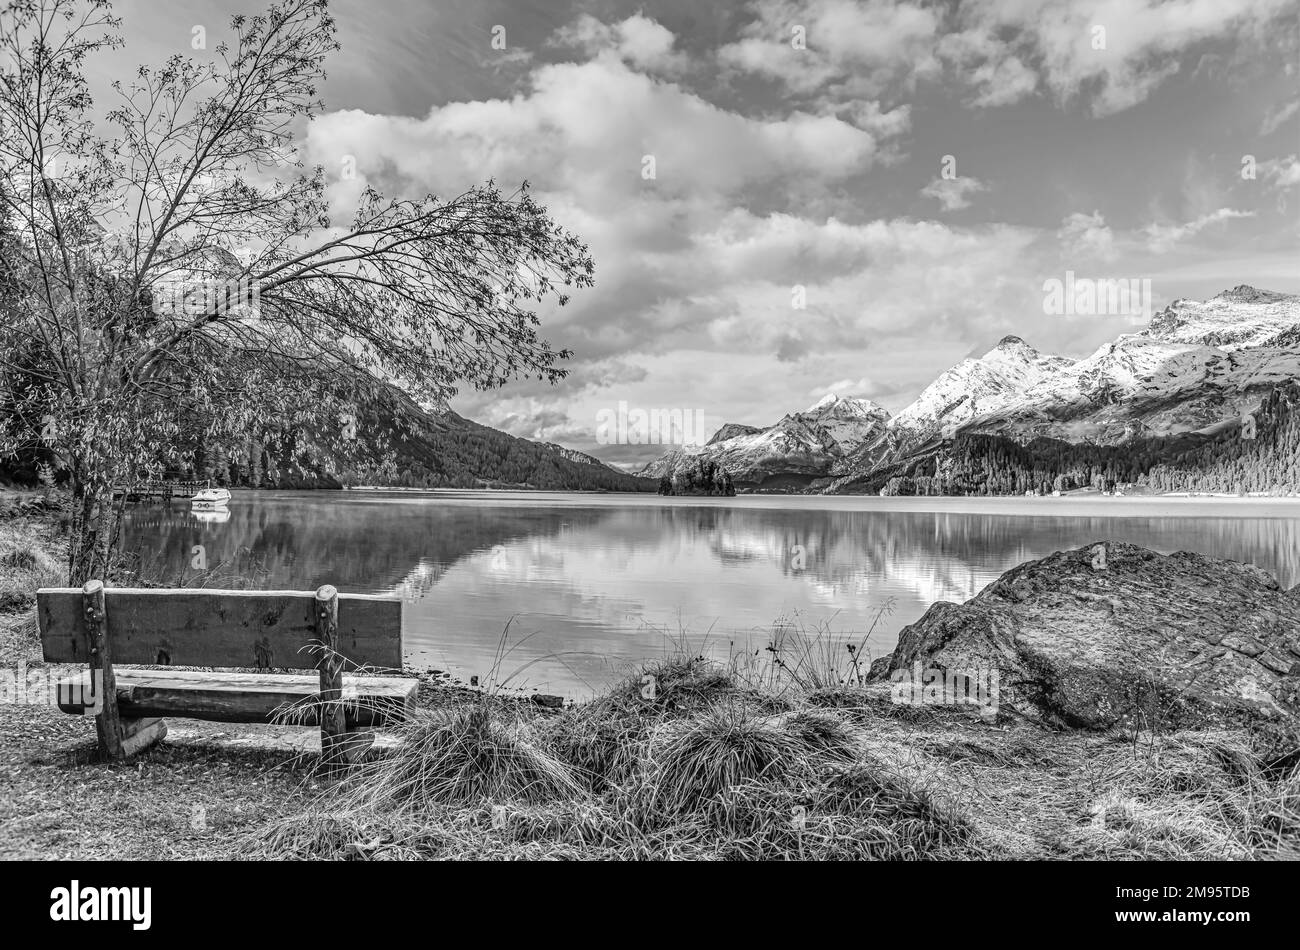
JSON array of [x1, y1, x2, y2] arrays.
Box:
[[638, 394, 890, 487], [964, 285, 1300, 445], [886, 335, 1075, 444], [1145, 285, 1300, 350], [644, 285, 1300, 492]]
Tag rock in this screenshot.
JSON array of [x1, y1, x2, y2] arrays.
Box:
[[868, 541, 1300, 751], [530, 693, 564, 709]]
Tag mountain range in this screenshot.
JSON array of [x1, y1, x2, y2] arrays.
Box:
[[640, 286, 1300, 495]]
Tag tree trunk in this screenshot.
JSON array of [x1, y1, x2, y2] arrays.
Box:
[[66, 461, 121, 588]]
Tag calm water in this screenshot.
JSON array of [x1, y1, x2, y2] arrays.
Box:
[[120, 490, 1300, 698]]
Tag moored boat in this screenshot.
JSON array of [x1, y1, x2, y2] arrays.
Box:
[[191, 487, 232, 507]]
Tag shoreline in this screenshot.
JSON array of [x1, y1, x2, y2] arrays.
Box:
[[265, 486, 1300, 518]]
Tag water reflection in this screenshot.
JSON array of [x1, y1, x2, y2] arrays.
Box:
[[121, 491, 1300, 698], [190, 507, 230, 524]]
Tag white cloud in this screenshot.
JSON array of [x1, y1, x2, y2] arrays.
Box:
[[938, 0, 1290, 116], [551, 13, 691, 75], [1143, 208, 1255, 253], [1058, 211, 1117, 261], [1260, 98, 1300, 136], [921, 176, 989, 211], [1260, 155, 1300, 191], [811, 377, 881, 398], [718, 0, 941, 98], [833, 100, 913, 138], [307, 54, 888, 220], [1022, 0, 1290, 116]]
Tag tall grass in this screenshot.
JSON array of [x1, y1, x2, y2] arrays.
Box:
[[729, 600, 897, 696], [0, 520, 66, 612]]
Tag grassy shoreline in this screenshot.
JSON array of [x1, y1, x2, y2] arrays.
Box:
[[2, 497, 1297, 860]]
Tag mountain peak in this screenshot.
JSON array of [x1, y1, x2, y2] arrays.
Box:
[[981, 335, 1042, 362], [706, 422, 762, 445], [1214, 285, 1289, 304], [804, 393, 886, 416]]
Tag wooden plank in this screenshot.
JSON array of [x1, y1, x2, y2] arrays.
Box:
[[54, 669, 418, 727], [82, 581, 124, 761], [119, 718, 168, 757], [120, 716, 165, 740], [314, 584, 347, 773], [38, 587, 403, 669]]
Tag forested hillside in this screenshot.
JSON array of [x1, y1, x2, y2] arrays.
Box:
[[2, 381, 655, 493], [856, 383, 1300, 497], [345, 400, 656, 491], [178, 391, 654, 492]]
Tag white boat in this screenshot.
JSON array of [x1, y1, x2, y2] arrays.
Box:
[[191, 487, 232, 507]]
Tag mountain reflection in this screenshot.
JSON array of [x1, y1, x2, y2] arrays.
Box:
[[121, 491, 1300, 698]]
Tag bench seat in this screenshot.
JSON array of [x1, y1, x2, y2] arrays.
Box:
[[55, 668, 419, 727]]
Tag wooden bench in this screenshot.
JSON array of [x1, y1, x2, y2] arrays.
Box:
[[37, 581, 418, 770]]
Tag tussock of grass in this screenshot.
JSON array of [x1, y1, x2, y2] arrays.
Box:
[[699, 757, 985, 860], [606, 654, 739, 711], [346, 705, 585, 811], [812, 759, 980, 855], [632, 701, 807, 818], [771, 709, 858, 761], [542, 701, 645, 792], [541, 654, 749, 792]]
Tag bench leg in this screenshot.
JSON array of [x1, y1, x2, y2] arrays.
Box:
[[321, 729, 374, 774], [340, 729, 374, 762]]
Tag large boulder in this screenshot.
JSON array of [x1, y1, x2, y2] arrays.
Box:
[[869, 542, 1300, 751]]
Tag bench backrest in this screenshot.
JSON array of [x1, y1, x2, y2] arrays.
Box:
[[37, 587, 403, 670]]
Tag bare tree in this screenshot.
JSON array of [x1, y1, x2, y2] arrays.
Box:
[[0, 0, 594, 583]]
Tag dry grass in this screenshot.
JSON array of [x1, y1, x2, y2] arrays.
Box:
[[631, 700, 809, 817], [346, 704, 585, 811], [0, 520, 65, 613], [250, 658, 1300, 861]]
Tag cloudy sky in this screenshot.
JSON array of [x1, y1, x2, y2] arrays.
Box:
[[105, 0, 1300, 468]]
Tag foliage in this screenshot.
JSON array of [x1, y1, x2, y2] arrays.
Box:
[[0, 0, 593, 581], [658, 456, 736, 496]]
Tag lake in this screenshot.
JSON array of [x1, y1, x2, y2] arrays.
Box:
[[120, 490, 1300, 699]]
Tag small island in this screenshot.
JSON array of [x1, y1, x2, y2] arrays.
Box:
[[656, 457, 736, 496]]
